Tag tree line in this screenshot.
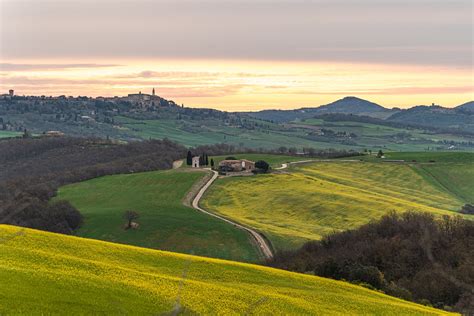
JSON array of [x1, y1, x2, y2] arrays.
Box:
[[268, 211, 474, 313], [0, 137, 187, 234]]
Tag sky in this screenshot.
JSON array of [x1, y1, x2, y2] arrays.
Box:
[[0, 0, 472, 111]]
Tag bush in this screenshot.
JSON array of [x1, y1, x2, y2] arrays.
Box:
[[255, 160, 270, 173], [460, 203, 474, 215]]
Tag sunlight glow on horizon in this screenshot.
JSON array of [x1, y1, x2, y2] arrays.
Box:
[[1, 58, 472, 111]]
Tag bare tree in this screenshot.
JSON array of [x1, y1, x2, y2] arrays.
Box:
[[123, 210, 139, 229]]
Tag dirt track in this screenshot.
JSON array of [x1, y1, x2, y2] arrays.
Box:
[[191, 169, 274, 260]]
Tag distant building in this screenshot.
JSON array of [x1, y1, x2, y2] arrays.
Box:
[[44, 130, 65, 137], [192, 156, 200, 168], [8, 89, 14, 96], [219, 159, 255, 173], [124, 89, 161, 108]]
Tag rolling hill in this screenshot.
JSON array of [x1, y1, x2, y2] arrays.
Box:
[[456, 101, 474, 112], [245, 97, 392, 123], [202, 159, 471, 250], [1, 95, 473, 152], [0, 225, 452, 315], [386, 105, 474, 132], [315, 96, 389, 115], [55, 169, 260, 262]]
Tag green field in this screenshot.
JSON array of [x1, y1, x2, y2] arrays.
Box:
[[117, 115, 474, 151], [297, 119, 474, 152], [209, 153, 306, 168], [0, 225, 451, 315], [116, 116, 357, 149], [0, 130, 20, 138], [56, 169, 260, 262], [414, 163, 474, 204], [202, 160, 470, 251], [362, 151, 474, 163], [363, 152, 473, 203]]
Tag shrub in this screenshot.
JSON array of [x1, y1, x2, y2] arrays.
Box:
[[255, 160, 270, 173]]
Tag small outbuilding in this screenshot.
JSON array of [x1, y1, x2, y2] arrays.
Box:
[[192, 156, 200, 168]]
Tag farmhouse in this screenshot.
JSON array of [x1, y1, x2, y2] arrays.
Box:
[[219, 159, 255, 173]]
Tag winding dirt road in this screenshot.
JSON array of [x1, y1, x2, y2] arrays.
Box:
[[191, 169, 274, 260], [188, 159, 362, 260]]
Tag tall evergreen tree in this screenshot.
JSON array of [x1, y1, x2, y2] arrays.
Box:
[[186, 150, 192, 166], [210, 158, 215, 169], [205, 154, 209, 166]]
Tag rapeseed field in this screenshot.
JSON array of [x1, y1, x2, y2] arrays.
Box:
[[202, 161, 468, 250], [0, 225, 453, 315]]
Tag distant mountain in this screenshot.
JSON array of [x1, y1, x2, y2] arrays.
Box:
[[387, 105, 474, 132], [246, 97, 390, 122], [315, 96, 388, 114], [456, 101, 474, 113]]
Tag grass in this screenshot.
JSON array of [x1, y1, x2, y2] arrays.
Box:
[[0, 130, 20, 138], [413, 163, 474, 204], [55, 169, 260, 262], [202, 160, 469, 251], [0, 225, 452, 315], [208, 153, 305, 168], [361, 152, 474, 163], [298, 119, 474, 152], [116, 115, 474, 152], [115, 116, 359, 150]]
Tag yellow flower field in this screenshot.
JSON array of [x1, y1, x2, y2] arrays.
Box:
[[0, 225, 453, 315], [202, 161, 467, 250]]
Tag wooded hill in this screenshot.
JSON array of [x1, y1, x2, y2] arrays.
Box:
[[1, 94, 473, 151]]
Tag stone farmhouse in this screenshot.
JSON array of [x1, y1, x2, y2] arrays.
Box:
[[218, 159, 255, 173]]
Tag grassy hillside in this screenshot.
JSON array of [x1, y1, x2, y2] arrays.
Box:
[[116, 116, 356, 149], [362, 153, 474, 204], [56, 169, 260, 262], [202, 161, 467, 250], [414, 163, 474, 204], [0, 225, 451, 315]]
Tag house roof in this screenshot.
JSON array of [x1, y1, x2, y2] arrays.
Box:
[[219, 159, 254, 165]]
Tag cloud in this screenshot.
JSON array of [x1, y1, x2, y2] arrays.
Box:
[[0, 75, 248, 98], [1, 0, 471, 67], [0, 63, 121, 71], [115, 70, 218, 79], [281, 86, 474, 95]]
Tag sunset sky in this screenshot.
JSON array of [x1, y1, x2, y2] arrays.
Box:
[[0, 0, 472, 111]]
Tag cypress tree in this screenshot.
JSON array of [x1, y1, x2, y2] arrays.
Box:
[[186, 150, 192, 166], [205, 154, 209, 166]]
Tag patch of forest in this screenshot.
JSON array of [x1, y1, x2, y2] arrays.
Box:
[[269, 211, 474, 314], [0, 137, 187, 234]]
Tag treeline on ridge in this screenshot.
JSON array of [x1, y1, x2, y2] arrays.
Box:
[[269, 212, 474, 314]]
